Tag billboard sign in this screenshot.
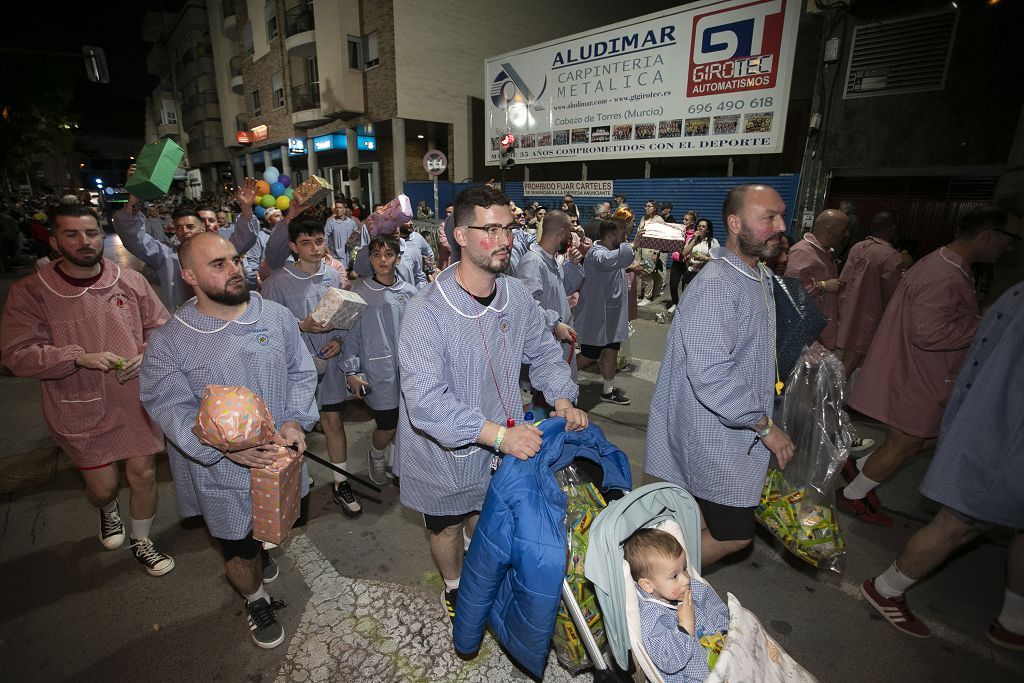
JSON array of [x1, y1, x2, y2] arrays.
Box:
[[484, 0, 800, 166]]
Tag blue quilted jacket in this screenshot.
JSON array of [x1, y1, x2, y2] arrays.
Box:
[[453, 418, 632, 677]]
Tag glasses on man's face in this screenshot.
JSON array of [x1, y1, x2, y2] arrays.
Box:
[[464, 224, 515, 238], [994, 228, 1022, 244]]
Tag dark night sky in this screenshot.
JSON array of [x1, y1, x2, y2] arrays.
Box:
[[9, 1, 186, 141]]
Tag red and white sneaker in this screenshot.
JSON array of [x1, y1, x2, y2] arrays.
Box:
[[861, 579, 931, 638], [837, 488, 893, 526], [987, 620, 1024, 651]]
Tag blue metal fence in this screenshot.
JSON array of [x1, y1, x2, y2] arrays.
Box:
[[404, 174, 800, 234]]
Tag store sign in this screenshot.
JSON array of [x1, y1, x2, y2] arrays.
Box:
[[288, 132, 378, 155], [522, 181, 613, 197], [236, 131, 251, 144], [251, 124, 269, 143], [484, 0, 799, 165]]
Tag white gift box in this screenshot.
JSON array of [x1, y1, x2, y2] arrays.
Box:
[[310, 287, 367, 330]]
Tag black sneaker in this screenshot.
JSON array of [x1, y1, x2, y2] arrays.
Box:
[[99, 502, 125, 550], [130, 537, 175, 576], [441, 588, 458, 631], [331, 481, 363, 518], [600, 388, 631, 405], [261, 552, 279, 584], [246, 597, 287, 649]]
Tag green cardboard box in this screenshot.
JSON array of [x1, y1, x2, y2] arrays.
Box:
[[125, 138, 184, 200]]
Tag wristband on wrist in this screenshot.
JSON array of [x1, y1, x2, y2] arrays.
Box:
[[756, 418, 774, 439], [493, 426, 507, 453]]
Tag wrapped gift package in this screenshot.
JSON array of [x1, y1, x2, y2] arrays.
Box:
[[311, 287, 367, 330], [251, 446, 302, 544], [192, 385, 276, 452], [293, 175, 333, 207], [364, 194, 414, 237], [125, 139, 185, 200]]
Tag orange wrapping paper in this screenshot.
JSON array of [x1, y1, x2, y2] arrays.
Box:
[[192, 385, 276, 452], [251, 446, 302, 544]]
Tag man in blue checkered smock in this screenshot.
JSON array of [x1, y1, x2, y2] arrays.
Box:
[[644, 185, 796, 570], [141, 232, 318, 648], [394, 185, 589, 629]]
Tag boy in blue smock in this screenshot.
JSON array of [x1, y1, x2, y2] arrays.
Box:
[[343, 233, 418, 485], [261, 217, 362, 518], [624, 528, 730, 682]]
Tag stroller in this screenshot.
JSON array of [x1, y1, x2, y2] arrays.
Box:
[[585, 483, 818, 682]]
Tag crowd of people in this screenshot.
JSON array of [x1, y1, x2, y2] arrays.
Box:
[[1, 176, 1021, 674]]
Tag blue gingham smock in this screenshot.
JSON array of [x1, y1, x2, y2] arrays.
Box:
[[353, 237, 427, 289], [140, 294, 319, 540], [637, 581, 730, 683], [395, 265, 579, 516], [261, 262, 349, 407], [919, 282, 1024, 528], [515, 243, 585, 379], [574, 242, 635, 347], [644, 248, 777, 507], [342, 276, 418, 411]]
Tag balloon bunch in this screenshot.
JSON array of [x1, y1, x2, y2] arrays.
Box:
[[253, 166, 294, 219]]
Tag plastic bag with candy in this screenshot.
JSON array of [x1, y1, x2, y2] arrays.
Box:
[[364, 194, 413, 237], [192, 385, 276, 452]]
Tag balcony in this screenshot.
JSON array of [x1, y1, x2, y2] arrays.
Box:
[[182, 91, 221, 127], [290, 83, 331, 128], [157, 122, 179, 137], [229, 56, 244, 93], [284, 5, 315, 52], [223, 0, 238, 38]]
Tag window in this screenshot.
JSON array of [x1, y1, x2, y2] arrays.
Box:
[[271, 72, 284, 109], [242, 22, 254, 54], [266, 1, 278, 41], [251, 89, 262, 117], [347, 36, 361, 70], [305, 56, 319, 85], [161, 99, 177, 125], [363, 32, 379, 70]]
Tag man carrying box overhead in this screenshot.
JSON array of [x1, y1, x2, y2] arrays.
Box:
[[114, 165, 262, 311], [140, 231, 319, 649]]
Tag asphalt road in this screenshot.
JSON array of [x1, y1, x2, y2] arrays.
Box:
[[0, 236, 1021, 682]]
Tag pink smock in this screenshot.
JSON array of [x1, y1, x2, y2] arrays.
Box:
[[0, 259, 170, 468], [848, 247, 980, 438], [836, 237, 904, 355], [785, 234, 839, 349]]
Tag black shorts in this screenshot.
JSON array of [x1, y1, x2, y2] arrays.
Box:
[[695, 496, 757, 541], [369, 406, 400, 431], [579, 342, 621, 360], [321, 401, 345, 413], [218, 531, 263, 561], [423, 511, 479, 534]]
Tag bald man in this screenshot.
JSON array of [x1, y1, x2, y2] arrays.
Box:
[[141, 232, 319, 648], [785, 209, 849, 350]]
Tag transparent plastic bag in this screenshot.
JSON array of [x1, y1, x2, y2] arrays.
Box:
[[552, 465, 609, 673], [755, 345, 852, 572]]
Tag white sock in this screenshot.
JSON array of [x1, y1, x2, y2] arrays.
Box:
[[369, 444, 386, 460], [843, 472, 880, 500], [603, 380, 615, 394], [463, 528, 472, 552], [998, 589, 1024, 634], [444, 576, 460, 591], [874, 562, 917, 598], [246, 585, 270, 604], [333, 466, 347, 486], [385, 442, 394, 467], [131, 516, 154, 540], [101, 499, 118, 513]]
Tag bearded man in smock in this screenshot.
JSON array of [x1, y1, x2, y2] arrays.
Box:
[[140, 232, 318, 649], [394, 185, 588, 629], [1, 204, 174, 576], [645, 184, 795, 569]]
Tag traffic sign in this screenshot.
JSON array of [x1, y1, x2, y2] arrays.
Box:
[[422, 150, 447, 177]]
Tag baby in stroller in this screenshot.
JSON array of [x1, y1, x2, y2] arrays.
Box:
[[625, 528, 729, 683]]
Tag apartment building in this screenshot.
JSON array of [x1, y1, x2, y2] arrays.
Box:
[[143, 2, 233, 197], [207, 0, 668, 206]]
